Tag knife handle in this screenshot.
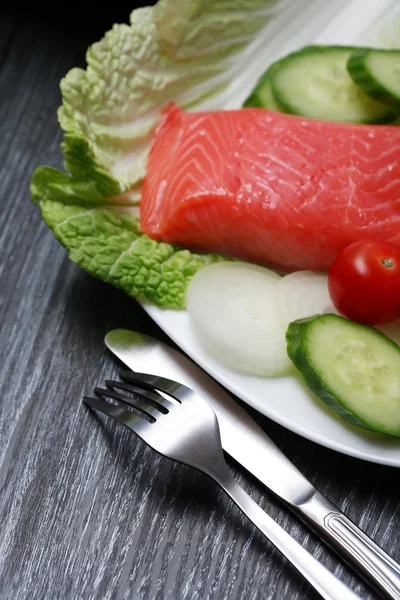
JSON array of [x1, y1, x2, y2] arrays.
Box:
[[296, 491, 400, 600]]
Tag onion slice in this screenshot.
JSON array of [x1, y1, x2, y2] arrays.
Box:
[[277, 270, 400, 345], [276, 270, 337, 327], [186, 263, 399, 379], [186, 262, 292, 376]]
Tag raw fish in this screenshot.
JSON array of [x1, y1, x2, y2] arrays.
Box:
[[141, 104, 400, 271]]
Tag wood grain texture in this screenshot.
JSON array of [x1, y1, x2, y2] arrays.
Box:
[[0, 7, 399, 600]]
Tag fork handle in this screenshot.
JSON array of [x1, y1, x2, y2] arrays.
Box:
[[216, 470, 362, 600], [294, 491, 400, 600]]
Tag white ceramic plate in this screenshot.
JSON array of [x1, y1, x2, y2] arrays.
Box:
[[143, 304, 400, 467], [142, 0, 400, 466]]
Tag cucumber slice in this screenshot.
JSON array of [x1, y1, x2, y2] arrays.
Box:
[[347, 49, 400, 114], [269, 45, 397, 123], [243, 75, 285, 111], [286, 314, 400, 437]]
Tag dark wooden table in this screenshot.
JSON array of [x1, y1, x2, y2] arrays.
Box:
[[1, 6, 399, 600]]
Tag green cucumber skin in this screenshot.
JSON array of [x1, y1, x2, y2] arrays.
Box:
[[269, 45, 397, 124], [243, 68, 286, 111], [243, 67, 271, 107], [243, 92, 266, 108], [243, 91, 283, 110], [286, 315, 400, 437], [347, 49, 400, 114], [286, 316, 369, 430]]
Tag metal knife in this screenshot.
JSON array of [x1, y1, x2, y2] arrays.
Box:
[[105, 329, 400, 600]]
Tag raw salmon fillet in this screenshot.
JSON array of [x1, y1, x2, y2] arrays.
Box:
[[140, 104, 400, 271]]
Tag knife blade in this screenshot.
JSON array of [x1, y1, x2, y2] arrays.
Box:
[[105, 329, 400, 600]]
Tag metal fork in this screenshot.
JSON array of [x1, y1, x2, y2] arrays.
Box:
[[83, 371, 363, 600]]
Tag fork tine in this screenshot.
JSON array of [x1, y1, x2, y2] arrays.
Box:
[[104, 379, 170, 410], [96, 384, 161, 412], [83, 395, 148, 428], [119, 370, 187, 403], [94, 387, 159, 421]]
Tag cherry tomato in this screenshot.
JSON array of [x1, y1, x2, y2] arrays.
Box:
[[328, 241, 400, 325]]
